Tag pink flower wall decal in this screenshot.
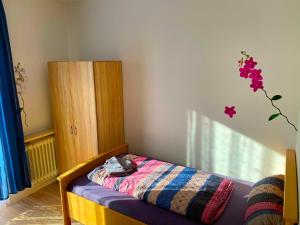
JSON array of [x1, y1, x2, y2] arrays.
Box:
[[244, 57, 257, 69], [224, 106, 237, 118], [239, 67, 251, 78], [250, 79, 264, 92], [233, 50, 298, 131], [239, 54, 264, 92], [249, 69, 262, 80]]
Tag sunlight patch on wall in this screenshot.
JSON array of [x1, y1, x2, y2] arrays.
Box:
[[186, 110, 285, 182], [186, 110, 197, 168]]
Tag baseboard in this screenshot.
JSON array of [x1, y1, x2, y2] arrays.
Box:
[[5, 177, 57, 206]]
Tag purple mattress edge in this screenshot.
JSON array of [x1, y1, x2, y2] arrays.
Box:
[[68, 174, 252, 225]]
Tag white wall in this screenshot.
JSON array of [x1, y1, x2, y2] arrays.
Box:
[[3, 0, 70, 135], [4, 0, 300, 182], [66, 0, 300, 182], [296, 114, 300, 216]]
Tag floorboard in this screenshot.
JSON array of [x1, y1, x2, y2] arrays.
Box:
[[0, 182, 80, 225]]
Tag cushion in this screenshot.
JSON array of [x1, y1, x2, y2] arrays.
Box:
[[245, 175, 284, 225]]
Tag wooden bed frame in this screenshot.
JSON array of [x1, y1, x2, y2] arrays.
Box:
[[57, 144, 299, 225]]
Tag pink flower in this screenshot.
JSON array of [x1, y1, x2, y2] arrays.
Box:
[[239, 66, 251, 78], [245, 57, 257, 69], [250, 79, 264, 92], [249, 69, 263, 81], [238, 54, 264, 92], [224, 106, 237, 118]]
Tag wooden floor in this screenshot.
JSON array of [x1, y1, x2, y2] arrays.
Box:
[[0, 182, 80, 225]]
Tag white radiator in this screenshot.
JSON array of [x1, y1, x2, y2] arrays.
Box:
[[25, 132, 57, 186]]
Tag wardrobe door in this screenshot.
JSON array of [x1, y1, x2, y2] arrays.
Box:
[[69, 62, 98, 163], [93, 61, 125, 152], [48, 62, 76, 174]]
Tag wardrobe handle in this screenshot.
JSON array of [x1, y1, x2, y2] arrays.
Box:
[[74, 126, 77, 135], [70, 125, 74, 134]]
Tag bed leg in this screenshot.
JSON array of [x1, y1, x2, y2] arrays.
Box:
[[63, 215, 71, 225], [59, 181, 72, 225]]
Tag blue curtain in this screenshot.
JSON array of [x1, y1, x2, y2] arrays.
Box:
[[0, 0, 31, 200]]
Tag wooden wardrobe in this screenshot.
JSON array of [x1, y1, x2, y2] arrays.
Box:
[[48, 61, 125, 174]]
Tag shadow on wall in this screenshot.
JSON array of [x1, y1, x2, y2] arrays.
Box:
[[186, 110, 285, 182]]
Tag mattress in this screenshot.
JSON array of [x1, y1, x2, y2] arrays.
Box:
[[69, 174, 252, 225]]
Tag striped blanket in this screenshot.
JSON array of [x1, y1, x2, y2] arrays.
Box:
[[87, 154, 234, 224]]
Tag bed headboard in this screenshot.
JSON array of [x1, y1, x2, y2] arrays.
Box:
[[283, 149, 298, 225]]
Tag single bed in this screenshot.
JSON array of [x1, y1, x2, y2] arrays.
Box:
[[58, 144, 299, 225]]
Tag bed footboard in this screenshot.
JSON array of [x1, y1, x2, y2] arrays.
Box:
[[66, 191, 145, 225], [57, 144, 139, 225]]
